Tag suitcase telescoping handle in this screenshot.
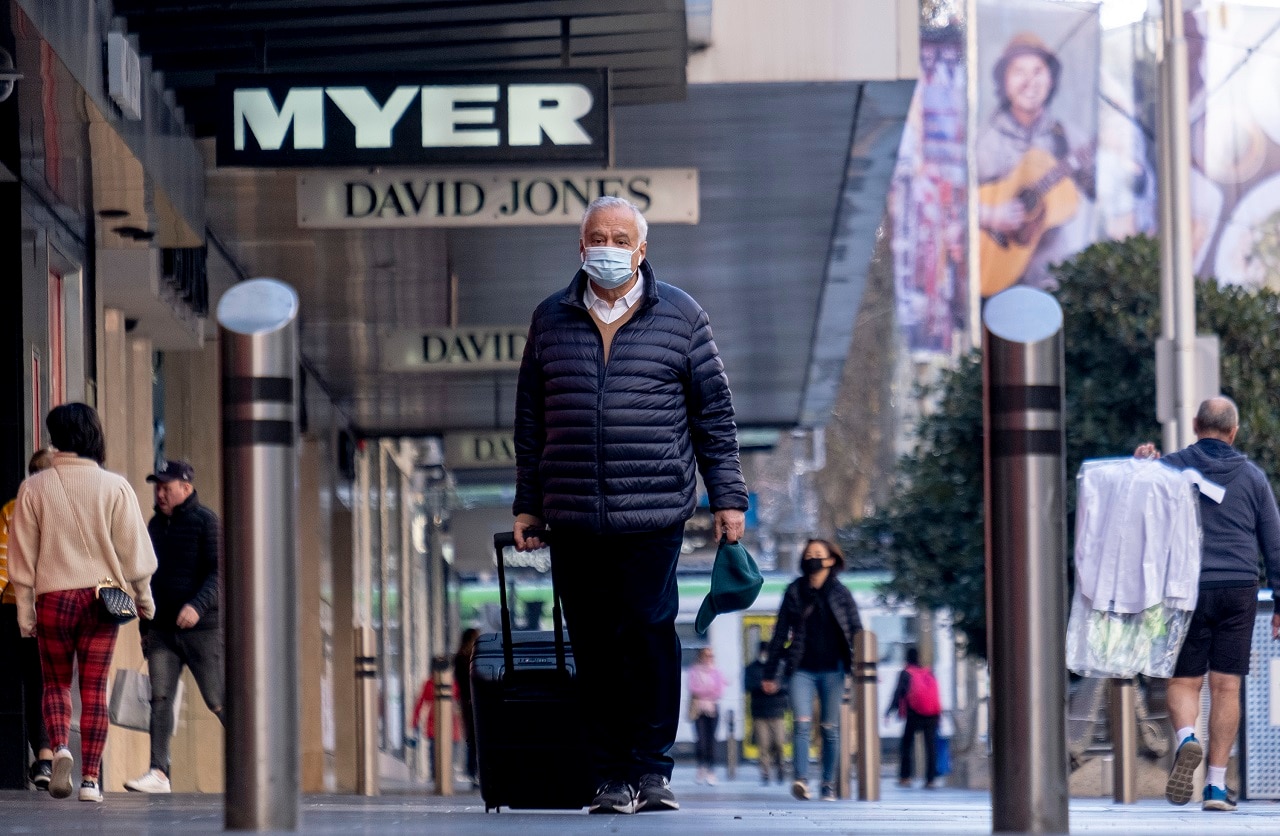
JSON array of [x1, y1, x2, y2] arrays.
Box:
[[493, 531, 568, 676]]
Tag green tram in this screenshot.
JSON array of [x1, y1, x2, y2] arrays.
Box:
[[457, 571, 955, 758]]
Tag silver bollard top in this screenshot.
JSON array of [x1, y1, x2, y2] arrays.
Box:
[[217, 278, 299, 335], [983, 286, 1063, 344]]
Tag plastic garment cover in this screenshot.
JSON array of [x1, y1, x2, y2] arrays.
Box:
[[1067, 458, 1201, 678]]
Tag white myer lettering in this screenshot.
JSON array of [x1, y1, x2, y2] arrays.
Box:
[[234, 83, 595, 153], [420, 85, 500, 147], [507, 84, 593, 146], [234, 88, 324, 150], [325, 86, 418, 148]]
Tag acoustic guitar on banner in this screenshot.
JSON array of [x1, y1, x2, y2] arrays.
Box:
[[979, 140, 1096, 297]]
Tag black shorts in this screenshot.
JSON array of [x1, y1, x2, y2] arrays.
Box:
[[1172, 585, 1259, 678]]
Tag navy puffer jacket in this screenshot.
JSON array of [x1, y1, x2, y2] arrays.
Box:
[[514, 261, 748, 534]]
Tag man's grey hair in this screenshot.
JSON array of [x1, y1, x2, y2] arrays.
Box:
[[1196, 396, 1239, 436], [580, 196, 648, 244]]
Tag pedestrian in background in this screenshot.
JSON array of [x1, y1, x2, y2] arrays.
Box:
[[126, 460, 225, 794], [8, 403, 157, 802], [744, 640, 787, 786], [687, 646, 727, 785], [887, 646, 942, 789], [0, 449, 54, 789], [413, 655, 461, 784], [452, 627, 481, 788], [1136, 396, 1280, 812], [761, 538, 861, 802]]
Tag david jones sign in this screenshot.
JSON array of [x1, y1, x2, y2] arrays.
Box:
[[216, 69, 609, 167], [383, 327, 527, 372], [297, 168, 699, 227]]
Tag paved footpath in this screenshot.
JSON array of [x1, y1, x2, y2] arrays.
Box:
[[1, 765, 1277, 834]]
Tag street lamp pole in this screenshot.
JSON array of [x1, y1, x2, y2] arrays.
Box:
[[1158, 0, 1198, 449]]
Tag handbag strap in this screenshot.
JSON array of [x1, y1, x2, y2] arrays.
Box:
[[51, 464, 121, 590]]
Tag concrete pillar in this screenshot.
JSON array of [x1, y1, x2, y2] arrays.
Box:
[[299, 438, 326, 792], [161, 343, 226, 792], [330, 507, 358, 792], [98, 325, 154, 791]]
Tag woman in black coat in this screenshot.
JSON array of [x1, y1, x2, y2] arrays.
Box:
[[761, 538, 861, 802]]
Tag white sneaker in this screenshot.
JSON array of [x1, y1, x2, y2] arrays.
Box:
[[49, 749, 74, 799], [124, 769, 171, 793], [79, 779, 103, 803]]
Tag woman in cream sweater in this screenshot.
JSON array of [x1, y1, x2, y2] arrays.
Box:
[[9, 403, 157, 802]]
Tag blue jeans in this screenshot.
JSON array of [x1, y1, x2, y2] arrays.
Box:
[[789, 668, 845, 787]]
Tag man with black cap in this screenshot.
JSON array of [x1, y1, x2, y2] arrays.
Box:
[[124, 460, 224, 794]]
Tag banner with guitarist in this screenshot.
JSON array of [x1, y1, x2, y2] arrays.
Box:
[[975, 1, 1101, 298]]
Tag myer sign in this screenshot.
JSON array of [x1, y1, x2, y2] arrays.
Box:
[[297, 168, 698, 228], [445, 432, 516, 470], [216, 69, 609, 167], [384, 327, 526, 372]]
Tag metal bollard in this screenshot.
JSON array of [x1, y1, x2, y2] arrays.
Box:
[[218, 279, 300, 831], [838, 672, 853, 799], [727, 710, 738, 780], [433, 666, 455, 796], [355, 625, 380, 796], [854, 631, 880, 801], [983, 288, 1069, 833], [1109, 679, 1137, 803]]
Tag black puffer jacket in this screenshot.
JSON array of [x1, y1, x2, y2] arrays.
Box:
[[146, 491, 220, 631], [763, 574, 862, 681], [514, 261, 748, 534]]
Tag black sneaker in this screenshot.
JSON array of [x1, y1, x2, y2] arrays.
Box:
[[589, 780, 636, 815], [636, 774, 679, 812], [29, 759, 52, 791]]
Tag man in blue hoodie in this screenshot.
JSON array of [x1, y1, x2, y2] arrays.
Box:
[[1136, 396, 1280, 812]]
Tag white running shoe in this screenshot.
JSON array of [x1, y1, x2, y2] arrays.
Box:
[[49, 749, 74, 799], [124, 769, 172, 793], [79, 779, 103, 803]]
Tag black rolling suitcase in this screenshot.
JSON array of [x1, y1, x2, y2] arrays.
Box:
[[470, 532, 593, 812]]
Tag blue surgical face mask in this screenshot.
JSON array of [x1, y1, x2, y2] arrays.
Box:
[[582, 245, 641, 289]]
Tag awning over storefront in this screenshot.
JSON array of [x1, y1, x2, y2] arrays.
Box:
[[114, 0, 691, 136], [203, 79, 912, 439]]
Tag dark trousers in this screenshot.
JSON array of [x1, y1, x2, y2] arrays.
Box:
[[0, 604, 49, 758], [694, 712, 718, 769], [899, 711, 940, 783], [551, 523, 684, 787], [143, 626, 226, 775]]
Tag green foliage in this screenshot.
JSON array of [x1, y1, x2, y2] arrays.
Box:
[[854, 235, 1280, 657], [855, 353, 986, 650]]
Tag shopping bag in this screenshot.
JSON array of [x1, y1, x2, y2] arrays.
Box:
[[109, 669, 183, 734], [109, 668, 151, 731]]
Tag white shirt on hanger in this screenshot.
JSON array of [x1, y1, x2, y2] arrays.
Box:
[[1074, 458, 1201, 614]]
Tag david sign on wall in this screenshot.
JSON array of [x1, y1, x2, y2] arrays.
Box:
[[216, 69, 609, 167]]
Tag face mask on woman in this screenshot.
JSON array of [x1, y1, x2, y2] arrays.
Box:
[[801, 557, 828, 576]]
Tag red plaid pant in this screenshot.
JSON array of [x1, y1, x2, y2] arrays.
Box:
[[37, 588, 119, 779]]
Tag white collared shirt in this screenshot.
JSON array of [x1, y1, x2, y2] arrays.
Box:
[[1074, 458, 1201, 613], [584, 274, 644, 324]]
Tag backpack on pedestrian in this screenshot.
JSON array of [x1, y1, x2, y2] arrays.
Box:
[[905, 664, 941, 716]]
